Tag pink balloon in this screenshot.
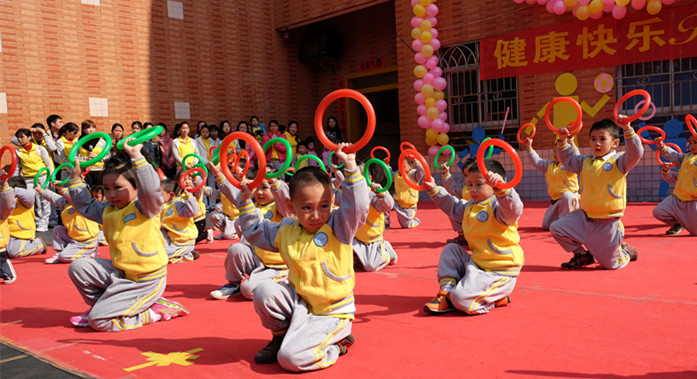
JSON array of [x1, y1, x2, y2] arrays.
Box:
[[431, 67, 443, 77], [537, 0, 548, 4], [411, 17, 424, 28], [590, 10, 603, 19], [631, 0, 646, 10], [413, 79, 424, 91], [425, 4, 439, 17], [426, 17, 437, 27], [430, 38, 441, 51], [438, 112, 448, 122], [603, 1, 614, 11], [414, 92, 426, 105], [612, 4, 626, 19], [435, 99, 447, 111], [433, 77, 447, 91], [411, 0, 419, 6], [430, 28, 439, 39], [514, 0, 525, 3], [442, 146, 453, 156], [428, 145, 440, 158], [412, 40, 424, 52], [546, 0, 555, 12], [441, 122, 450, 133], [662, 0, 676, 4], [414, 53, 427, 64], [426, 56, 439, 70], [418, 116, 431, 129], [431, 118, 445, 132], [554, 1, 566, 14], [417, 104, 428, 116], [423, 72, 435, 84]]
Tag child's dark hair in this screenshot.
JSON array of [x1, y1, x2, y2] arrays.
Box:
[[297, 141, 307, 149], [58, 122, 79, 138], [15, 129, 31, 138], [32, 123, 46, 130], [80, 120, 98, 150], [208, 124, 219, 134], [174, 122, 189, 136], [131, 121, 143, 130], [111, 123, 124, 133], [7, 176, 26, 189], [161, 178, 179, 194], [360, 159, 388, 187], [590, 119, 621, 140], [143, 122, 154, 128], [288, 167, 332, 198], [46, 114, 62, 127], [461, 157, 476, 173], [199, 124, 210, 133], [90, 185, 104, 197], [472, 159, 507, 181], [103, 152, 137, 189], [245, 168, 258, 180]]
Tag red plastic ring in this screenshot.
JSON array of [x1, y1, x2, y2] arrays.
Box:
[[314, 89, 375, 154], [220, 132, 266, 189], [0, 146, 18, 180], [400, 141, 416, 152], [637, 126, 666, 145], [180, 167, 207, 192], [613, 89, 651, 123], [209, 145, 218, 158], [398, 148, 432, 191], [516, 123, 536, 144], [686, 114, 697, 138], [476, 138, 523, 190], [234, 150, 250, 180], [545, 97, 583, 134], [655, 142, 682, 168], [370, 146, 391, 164]]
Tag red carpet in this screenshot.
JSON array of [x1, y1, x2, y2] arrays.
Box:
[[1, 201, 696, 378]]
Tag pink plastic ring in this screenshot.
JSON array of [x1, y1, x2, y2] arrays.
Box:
[[634, 100, 656, 121], [613, 89, 651, 123]]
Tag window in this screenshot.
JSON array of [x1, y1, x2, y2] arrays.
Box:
[[617, 57, 697, 131], [439, 41, 519, 132]]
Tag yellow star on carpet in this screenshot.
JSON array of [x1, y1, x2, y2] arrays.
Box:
[[123, 348, 203, 372]]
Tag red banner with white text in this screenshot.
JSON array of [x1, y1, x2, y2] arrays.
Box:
[[480, 5, 697, 80]]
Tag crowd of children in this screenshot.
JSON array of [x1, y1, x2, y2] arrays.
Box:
[[0, 109, 695, 373]]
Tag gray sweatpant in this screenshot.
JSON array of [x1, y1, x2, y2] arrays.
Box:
[[225, 241, 287, 300], [209, 210, 238, 239], [25, 177, 50, 230], [163, 231, 195, 263], [437, 243, 517, 314], [52, 225, 99, 262], [652, 194, 697, 235], [550, 209, 631, 270], [7, 236, 45, 258], [352, 239, 393, 272], [68, 258, 166, 332], [253, 281, 352, 372], [542, 191, 579, 230], [394, 203, 420, 229]]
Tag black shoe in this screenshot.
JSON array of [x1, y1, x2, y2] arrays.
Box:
[[337, 334, 355, 356], [666, 223, 684, 235], [621, 243, 638, 262], [0, 251, 17, 284], [191, 250, 200, 260], [255, 334, 285, 364], [446, 235, 468, 246], [561, 252, 595, 270]]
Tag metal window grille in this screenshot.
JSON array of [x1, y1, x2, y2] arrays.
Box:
[[439, 41, 519, 132]]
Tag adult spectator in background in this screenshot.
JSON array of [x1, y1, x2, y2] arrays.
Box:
[[284, 120, 301, 158], [110, 123, 124, 150], [324, 116, 345, 144], [158, 123, 177, 178], [219, 120, 232, 140], [140, 122, 162, 171], [77, 119, 109, 188]]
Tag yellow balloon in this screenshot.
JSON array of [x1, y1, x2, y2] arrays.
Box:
[[437, 133, 449, 146], [434, 91, 445, 100], [616, 0, 630, 6], [419, 0, 432, 6], [426, 135, 438, 147], [411, 27, 422, 40], [576, 5, 590, 20], [413, 65, 427, 78], [646, 0, 661, 15], [420, 19, 432, 32], [413, 4, 426, 17], [420, 31, 432, 43], [564, 0, 578, 7], [426, 107, 439, 120], [425, 97, 436, 108], [421, 84, 435, 97], [426, 128, 438, 139], [588, 0, 602, 13], [421, 44, 434, 57]]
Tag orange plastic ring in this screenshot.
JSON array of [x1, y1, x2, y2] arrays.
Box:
[[476, 138, 523, 190], [516, 123, 536, 144], [637, 126, 666, 145], [398, 148, 431, 191], [686, 114, 697, 137], [0, 146, 18, 180], [655, 142, 682, 169], [314, 89, 375, 154], [545, 97, 583, 135], [220, 132, 266, 189], [613, 89, 651, 123], [370, 146, 391, 164], [180, 167, 207, 192]]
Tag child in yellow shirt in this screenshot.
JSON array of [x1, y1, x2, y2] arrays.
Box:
[[160, 178, 201, 263], [6, 177, 46, 258], [393, 156, 424, 228], [653, 135, 697, 235], [0, 171, 18, 284]]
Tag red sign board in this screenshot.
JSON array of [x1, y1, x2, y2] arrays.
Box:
[[480, 5, 697, 80]]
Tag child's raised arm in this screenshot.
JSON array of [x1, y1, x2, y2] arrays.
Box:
[[523, 138, 553, 174], [492, 186, 524, 226], [661, 167, 678, 184], [0, 177, 15, 222], [14, 188, 35, 209], [614, 120, 644, 174], [426, 177, 466, 228], [125, 141, 164, 219], [556, 132, 585, 174], [269, 178, 293, 218], [442, 164, 465, 198], [328, 143, 370, 245], [236, 177, 285, 252], [37, 187, 69, 209], [68, 167, 109, 224], [370, 187, 394, 213], [656, 141, 684, 168]]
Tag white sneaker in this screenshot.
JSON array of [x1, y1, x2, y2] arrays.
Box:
[[36, 225, 48, 232], [45, 254, 61, 264], [206, 229, 214, 244]]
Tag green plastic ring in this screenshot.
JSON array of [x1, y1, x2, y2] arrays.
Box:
[[262, 137, 293, 179], [116, 125, 163, 150], [481, 137, 494, 159], [327, 151, 344, 169], [364, 158, 393, 194], [68, 132, 112, 168], [295, 154, 326, 172], [192, 163, 208, 177], [34, 167, 51, 189], [51, 162, 75, 186], [182, 153, 207, 174], [434, 145, 456, 170]]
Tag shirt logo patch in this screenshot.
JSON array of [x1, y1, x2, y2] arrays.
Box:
[[166, 208, 174, 216], [314, 232, 329, 247], [68, 208, 74, 214], [602, 162, 613, 171], [476, 210, 489, 222], [123, 213, 136, 223], [561, 165, 566, 170], [264, 211, 273, 220]]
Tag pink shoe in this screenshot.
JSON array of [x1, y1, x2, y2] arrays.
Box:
[[45, 253, 61, 264], [70, 310, 90, 327], [89, 251, 100, 259], [150, 297, 189, 321], [206, 229, 214, 244]]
